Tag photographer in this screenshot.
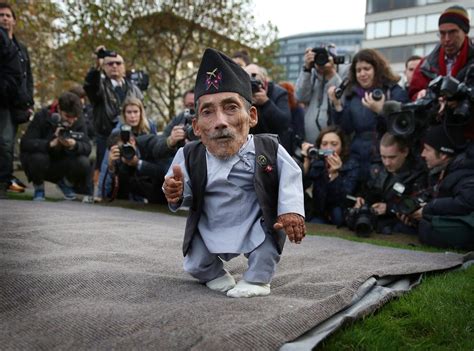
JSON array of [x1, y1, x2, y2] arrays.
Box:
[[244, 64, 292, 152], [403, 125, 474, 249], [301, 126, 359, 225], [295, 45, 342, 143], [101, 128, 167, 204], [20, 93, 91, 201], [328, 49, 409, 180], [153, 89, 196, 163], [83, 45, 143, 183], [353, 133, 427, 235], [0, 4, 34, 198]]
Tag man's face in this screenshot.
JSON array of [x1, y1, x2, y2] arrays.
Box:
[[103, 55, 125, 80], [193, 92, 257, 159], [380, 144, 408, 173], [0, 7, 16, 38], [421, 143, 448, 169], [244, 64, 267, 91], [405, 59, 421, 86], [183, 92, 195, 110], [439, 23, 466, 57], [59, 109, 78, 127]]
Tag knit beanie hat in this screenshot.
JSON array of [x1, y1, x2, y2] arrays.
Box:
[[194, 48, 252, 104], [424, 125, 465, 155], [439, 5, 470, 33]]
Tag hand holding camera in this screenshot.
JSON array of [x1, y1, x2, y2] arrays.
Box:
[[327, 86, 343, 112], [362, 89, 385, 114]]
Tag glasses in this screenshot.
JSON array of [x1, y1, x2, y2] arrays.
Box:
[[105, 61, 123, 66], [437, 29, 461, 38]]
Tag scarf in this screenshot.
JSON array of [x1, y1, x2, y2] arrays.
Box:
[[438, 37, 469, 77]]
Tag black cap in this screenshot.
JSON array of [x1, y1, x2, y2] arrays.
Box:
[[194, 48, 252, 104], [424, 125, 465, 155]]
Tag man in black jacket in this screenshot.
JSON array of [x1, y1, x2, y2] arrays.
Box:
[[20, 92, 91, 201], [0, 3, 34, 198], [244, 63, 292, 152], [410, 125, 474, 249], [83, 45, 143, 179]]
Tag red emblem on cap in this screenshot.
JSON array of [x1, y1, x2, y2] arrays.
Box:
[[206, 68, 222, 90]]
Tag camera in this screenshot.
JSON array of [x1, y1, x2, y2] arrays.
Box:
[[307, 147, 334, 159], [127, 69, 149, 92], [96, 48, 117, 59], [334, 78, 349, 99], [389, 182, 426, 215], [50, 113, 84, 141], [119, 125, 136, 161], [345, 198, 377, 237], [250, 73, 264, 94], [371, 88, 384, 101], [182, 108, 198, 141], [312, 46, 345, 67]]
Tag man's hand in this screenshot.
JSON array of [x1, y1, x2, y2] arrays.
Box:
[[273, 213, 306, 244], [362, 91, 385, 114], [252, 87, 269, 106], [303, 47, 315, 70], [163, 165, 184, 204], [354, 197, 365, 209], [167, 125, 187, 148], [58, 136, 76, 150], [371, 202, 387, 216], [327, 86, 343, 111]]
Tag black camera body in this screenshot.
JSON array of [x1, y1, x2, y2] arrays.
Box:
[[50, 112, 84, 141], [96, 48, 117, 59], [312, 47, 345, 67], [335, 78, 349, 99], [127, 69, 149, 92], [119, 125, 136, 161], [388, 182, 426, 215], [250, 74, 264, 94], [182, 108, 198, 141], [371, 88, 384, 101], [345, 203, 377, 237], [307, 147, 334, 159]]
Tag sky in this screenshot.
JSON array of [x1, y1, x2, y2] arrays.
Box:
[[253, 0, 367, 38]]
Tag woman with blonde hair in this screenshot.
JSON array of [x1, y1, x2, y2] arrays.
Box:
[[119, 97, 156, 136]]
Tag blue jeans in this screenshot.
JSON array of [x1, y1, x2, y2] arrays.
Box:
[[0, 107, 17, 184], [308, 207, 344, 226]]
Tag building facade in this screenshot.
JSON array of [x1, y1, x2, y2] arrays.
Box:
[[363, 0, 474, 74], [276, 30, 364, 82]]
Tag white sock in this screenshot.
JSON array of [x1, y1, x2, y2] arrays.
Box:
[[226, 280, 271, 298], [205, 270, 236, 292]]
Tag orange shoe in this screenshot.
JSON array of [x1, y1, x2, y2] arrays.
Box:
[[8, 178, 26, 193]]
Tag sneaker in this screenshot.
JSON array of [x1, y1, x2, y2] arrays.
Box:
[[56, 179, 76, 201], [8, 177, 26, 193], [81, 195, 94, 204], [33, 185, 45, 201]]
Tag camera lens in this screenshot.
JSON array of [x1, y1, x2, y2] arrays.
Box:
[[372, 89, 384, 101]]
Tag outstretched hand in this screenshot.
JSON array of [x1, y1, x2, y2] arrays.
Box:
[[273, 213, 306, 244], [163, 165, 184, 204]]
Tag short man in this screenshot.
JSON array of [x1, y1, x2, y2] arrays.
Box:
[[405, 125, 474, 249], [0, 3, 34, 198], [355, 133, 427, 234], [83, 45, 143, 179], [403, 55, 422, 91], [295, 46, 342, 143], [163, 48, 306, 298], [244, 63, 293, 152], [20, 92, 91, 201], [409, 5, 474, 100], [153, 89, 196, 162]]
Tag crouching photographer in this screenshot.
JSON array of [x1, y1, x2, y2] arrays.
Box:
[[400, 125, 474, 250], [20, 92, 91, 201], [100, 126, 167, 204], [302, 126, 360, 225], [348, 132, 427, 236]]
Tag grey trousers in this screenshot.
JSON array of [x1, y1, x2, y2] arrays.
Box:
[[183, 231, 281, 284]]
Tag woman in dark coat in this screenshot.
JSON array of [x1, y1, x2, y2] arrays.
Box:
[[328, 49, 409, 180], [302, 126, 360, 225]]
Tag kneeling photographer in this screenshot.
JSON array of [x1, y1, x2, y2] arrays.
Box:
[[349, 133, 427, 236], [302, 126, 359, 225], [100, 126, 167, 203], [401, 125, 474, 250], [20, 92, 91, 201]]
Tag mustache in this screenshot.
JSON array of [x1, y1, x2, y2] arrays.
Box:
[[208, 129, 235, 140]]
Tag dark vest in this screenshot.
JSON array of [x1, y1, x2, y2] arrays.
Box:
[[181, 134, 285, 256]]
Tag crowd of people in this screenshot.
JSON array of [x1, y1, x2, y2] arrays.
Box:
[[1, 3, 473, 251]]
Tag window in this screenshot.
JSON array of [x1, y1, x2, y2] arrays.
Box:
[[416, 15, 426, 33], [426, 14, 438, 32], [407, 17, 416, 34], [391, 18, 407, 36], [366, 23, 375, 40], [375, 21, 390, 38], [289, 56, 299, 63]]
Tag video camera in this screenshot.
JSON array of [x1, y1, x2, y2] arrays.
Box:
[[96, 48, 117, 59], [119, 125, 136, 161], [312, 46, 345, 67], [345, 195, 377, 237], [127, 69, 149, 92], [50, 113, 84, 141], [307, 147, 335, 159]]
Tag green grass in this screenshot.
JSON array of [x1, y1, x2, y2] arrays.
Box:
[[319, 265, 474, 350]]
